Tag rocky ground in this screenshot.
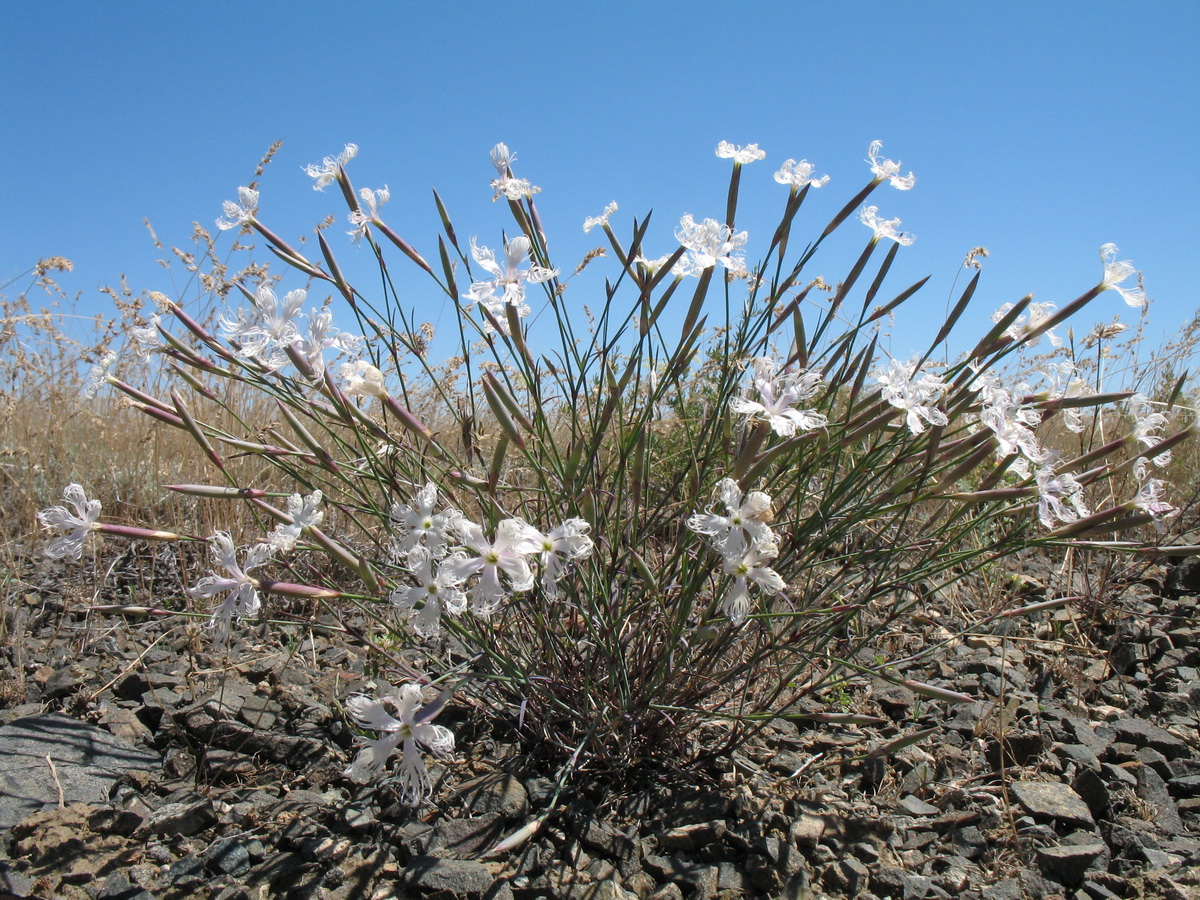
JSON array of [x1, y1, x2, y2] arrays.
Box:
[[0, 545, 1198, 900]]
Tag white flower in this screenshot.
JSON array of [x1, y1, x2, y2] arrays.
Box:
[[979, 399, 1046, 464], [37, 483, 101, 561], [583, 201, 618, 234], [441, 518, 538, 616], [675, 214, 748, 276], [859, 206, 915, 246], [866, 140, 916, 190], [304, 143, 358, 191], [876, 359, 947, 434], [188, 532, 272, 643], [774, 159, 830, 189], [1129, 394, 1172, 479], [216, 186, 259, 231], [219, 285, 307, 370], [728, 357, 827, 437], [1040, 361, 1089, 433], [524, 519, 594, 600], [991, 301, 1061, 348], [716, 141, 766, 164], [1131, 477, 1177, 530], [463, 235, 558, 315], [633, 254, 674, 276], [300, 307, 361, 377], [83, 351, 118, 400], [392, 546, 468, 638], [268, 491, 324, 552], [1035, 463, 1090, 528], [389, 483, 463, 559], [348, 185, 390, 242], [687, 478, 777, 560], [489, 142, 541, 200], [721, 546, 786, 628], [129, 315, 165, 359], [1098, 243, 1147, 309], [340, 359, 386, 397], [344, 683, 455, 806]]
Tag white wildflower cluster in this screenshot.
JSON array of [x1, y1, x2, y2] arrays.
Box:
[[387, 483, 594, 636], [860, 206, 914, 246], [729, 357, 827, 437], [37, 483, 102, 560], [687, 479, 786, 627], [216, 186, 259, 231], [866, 140, 916, 190], [304, 143, 358, 191], [992, 300, 1061, 348], [488, 142, 541, 201], [188, 532, 273, 645], [267, 490, 325, 552], [343, 682, 455, 806], [875, 359, 948, 435], [970, 365, 1090, 527], [583, 201, 618, 234], [674, 214, 749, 278], [774, 158, 830, 189], [348, 186, 390, 242], [219, 285, 360, 374], [462, 235, 558, 334], [1127, 394, 1178, 530], [716, 141, 766, 165]]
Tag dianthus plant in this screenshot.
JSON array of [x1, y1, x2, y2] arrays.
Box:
[[57, 137, 1191, 795]]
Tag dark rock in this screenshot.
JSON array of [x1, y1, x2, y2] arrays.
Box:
[[1009, 781, 1095, 827], [431, 813, 505, 857], [142, 796, 218, 836], [0, 713, 160, 829], [405, 856, 496, 896], [205, 835, 252, 876], [1111, 718, 1191, 759], [898, 795, 939, 816], [1137, 765, 1186, 835], [1165, 557, 1200, 594], [1035, 840, 1107, 886], [456, 773, 529, 820], [97, 870, 157, 900]]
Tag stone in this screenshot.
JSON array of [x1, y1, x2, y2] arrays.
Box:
[[897, 795, 939, 816], [431, 812, 506, 857], [0, 713, 160, 829], [1035, 841, 1107, 886], [456, 773, 529, 820], [404, 856, 495, 896], [1137, 766, 1186, 835], [1111, 718, 1191, 759], [1009, 781, 1095, 827], [141, 796, 218, 836]]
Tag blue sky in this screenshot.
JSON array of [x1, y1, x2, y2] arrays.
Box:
[[3, 1, 1197, 369]]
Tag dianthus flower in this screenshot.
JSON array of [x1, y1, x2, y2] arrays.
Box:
[[1130, 477, 1178, 531], [463, 235, 558, 324], [721, 546, 786, 628], [188, 533, 272, 644], [219, 284, 306, 370], [687, 478, 777, 560], [675, 215, 748, 276], [392, 546, 469, 638], [389, 483, 463, 559], [304, 143, 357, 191], [992, 300, 1061, 348], [340, 359, 386, 397], [37, 483, 102, 561], [216, 186, 259, 231], [523, 519, 594, 600], [583, 201, 618, 234], [859, 206, 915, 246], [348, 186, 390, 242], [344, 682, 455, 806], [1098, 243, 1147, 309], [876, 359, 947, 434], [728, 357, 827, 437], [300, 307, 361, 377], [866, 140, 916, 190], [774, 159, 830, 189], [1129, 393, 1172, 480], [1034, 462, 1090, 528], [716, 141, 766, 164], [267, 491, 325, 552], [489, 142, 541, 200], [441, 518, 538, 616]]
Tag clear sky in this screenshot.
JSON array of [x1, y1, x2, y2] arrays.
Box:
[[3, 1, 1197, 370]]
